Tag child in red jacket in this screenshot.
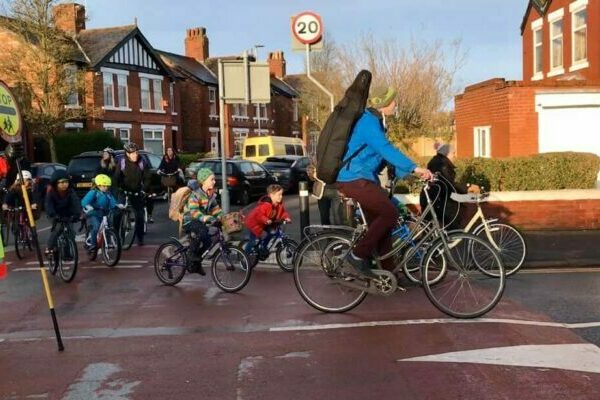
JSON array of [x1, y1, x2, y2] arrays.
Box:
[[243, 184, 291, 254]]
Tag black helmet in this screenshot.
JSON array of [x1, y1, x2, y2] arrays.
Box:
[[123, 142, 139, 153], [102, 147, 114, 154], [50, 169, 69, 185]]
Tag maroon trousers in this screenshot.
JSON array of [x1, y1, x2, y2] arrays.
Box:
[[337, 179, 398, 269]]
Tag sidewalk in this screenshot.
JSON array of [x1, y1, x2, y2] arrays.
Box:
[[523, 230, 600, 268]]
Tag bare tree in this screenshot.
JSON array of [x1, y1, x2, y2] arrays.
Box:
[[0, 0, 91, 161]]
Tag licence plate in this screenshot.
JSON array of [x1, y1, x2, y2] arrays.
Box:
[[76, 182, 93, 188]]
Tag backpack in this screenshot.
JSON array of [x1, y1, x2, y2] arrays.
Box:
[[168, 186, 193, 222], [315, 70, 372, 184], [119, 156, 145, 171]]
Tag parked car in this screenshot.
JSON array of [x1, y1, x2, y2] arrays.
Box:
[[30, 162, 67, 205], [67, 150, 163, 198], [262, 156, 311, 192], [187, 158, 278, 205]]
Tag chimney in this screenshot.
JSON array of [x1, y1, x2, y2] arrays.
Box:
[[185, 27, 209, 62], [268, 51, 286, 78], [53, 3, 86, 35]]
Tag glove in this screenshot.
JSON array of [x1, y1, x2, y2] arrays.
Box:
[[83, 205, 94, 214], [116, 204, 126, 210]]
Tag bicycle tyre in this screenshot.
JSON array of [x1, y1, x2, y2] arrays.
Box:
[[14, 225, 27, 260], [102, 228, 121, 267], [473, 222, 526, 277], [58, 236, 78, 283], [211, 244, 251, 293], [154, 241, 187, 285], [422, 232, 505, 319], [293, 232, 367, 313], [276, 238, 298, 272], [120, 208, 136, 250]]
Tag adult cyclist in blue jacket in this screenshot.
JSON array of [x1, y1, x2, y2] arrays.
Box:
[[336, 86, 432, 277]]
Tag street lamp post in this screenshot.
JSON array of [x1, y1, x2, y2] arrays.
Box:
[[254, 44, 265, 136]]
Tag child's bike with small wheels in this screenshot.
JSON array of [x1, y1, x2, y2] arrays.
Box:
[[46, 216, 79, 283], [83, 211, 121, 266], [238, 220, 298, 272], [154, 223, 251, 292]]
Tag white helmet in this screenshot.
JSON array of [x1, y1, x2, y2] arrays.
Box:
[[16, 170, 33, 182]]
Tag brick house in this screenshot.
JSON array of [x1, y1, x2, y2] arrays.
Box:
[[455, 0, 600, 159], [63, 4, 181, 154], [160, 27, 298, 157]]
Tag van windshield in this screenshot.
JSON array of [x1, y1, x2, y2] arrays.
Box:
[[245, 145, 256, 157]]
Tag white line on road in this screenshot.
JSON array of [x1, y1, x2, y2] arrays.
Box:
[[83, 265, 144, 269], [269, 317, 600, 332]]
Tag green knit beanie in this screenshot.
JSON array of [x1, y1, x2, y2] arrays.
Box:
[[196, 168, 214, 184], [368, 86, 397, 109]]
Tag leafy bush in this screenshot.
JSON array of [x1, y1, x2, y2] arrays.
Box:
[[178, 152, 204, 168], [54, 131, 122, 165], [395, 152, 600, 193]]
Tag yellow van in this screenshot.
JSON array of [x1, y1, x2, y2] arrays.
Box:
[[242, 136, 306, 163]]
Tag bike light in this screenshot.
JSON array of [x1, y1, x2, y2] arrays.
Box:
[[227, 176, 239, 186]]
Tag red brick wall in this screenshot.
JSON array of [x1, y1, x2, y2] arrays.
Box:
[[522, 0, 600, 82], [406, 198, 600, 230], [179, 80, 218, 152], [507, 86, 538, 156]]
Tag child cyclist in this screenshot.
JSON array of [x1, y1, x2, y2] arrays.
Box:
[[244, 184, 291, 257], [182, 168, 223, 276], [81, 174, 124, 256], [44, 170, 82, 255], [2, 170, 41, 217]]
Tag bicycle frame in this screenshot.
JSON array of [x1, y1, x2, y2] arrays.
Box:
[[453, 196, 501, 252]]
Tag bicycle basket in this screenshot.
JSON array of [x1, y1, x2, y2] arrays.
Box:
[[222, 212, 244, 234], [161, 175, 178, 188]]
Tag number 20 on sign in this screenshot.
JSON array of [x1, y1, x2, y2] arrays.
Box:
[[292, 12, 323, 45]]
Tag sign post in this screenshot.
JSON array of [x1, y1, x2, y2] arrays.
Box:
[[0, 81, 64, 352], [291, 11, 334, 112]]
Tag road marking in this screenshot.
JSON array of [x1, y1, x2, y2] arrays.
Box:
[[61, 362, 140, 400], [268, 317, 600, 332], [398, 343, 600, 374], [520, 267, 600, 274], [83, 265, 144, 269]]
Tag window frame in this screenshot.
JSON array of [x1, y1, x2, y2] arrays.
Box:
[[570, 1, 588, 71], [140, 77, 151, 110], [548, 8, 565, 76], [102, 72, 114, 108], [117, 74, 128, 108], [531, 18, 544, 80], [208, 87, 217, 117], [473, 126, 491, 158], [152, 79, 163, 111]]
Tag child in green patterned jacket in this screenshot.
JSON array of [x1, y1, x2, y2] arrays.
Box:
[[182, 168, 223, 275]]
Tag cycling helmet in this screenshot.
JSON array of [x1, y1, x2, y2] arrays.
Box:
[[15, 170, 33, 182], [50, 169, 69, 185], [102, 147, 114, 154], [94, 174, 112, 186], [123, 142, 139, 153]]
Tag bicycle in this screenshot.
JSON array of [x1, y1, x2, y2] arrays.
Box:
[[449, 191, 527, 277], [154, 223, 251, 292], [46, 216, 79, 282], [293, 176, 506, 319], [83, 210, 121, 267], [3, 206, 35, 259], [159, 170, 181, 203], [238, 220, 298, 272], [119, 190, 155, 250]]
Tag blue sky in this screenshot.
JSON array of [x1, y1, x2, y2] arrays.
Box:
[[82, 0, 528, 93]]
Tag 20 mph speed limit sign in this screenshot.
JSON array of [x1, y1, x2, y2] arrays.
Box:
[[292, 12, 323, 45]]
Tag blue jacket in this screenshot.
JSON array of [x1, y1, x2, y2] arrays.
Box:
[[337, 110, 416, 183], [81, 188, 118, 218]]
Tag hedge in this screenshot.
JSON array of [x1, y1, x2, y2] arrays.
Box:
[[395, 152, 600, 193], [54, 131, 123, 165]]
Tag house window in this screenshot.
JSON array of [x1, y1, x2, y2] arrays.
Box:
[[256, 103, 267, 119], [140, 78, 151, 110], [293, 99, 299, 122], [117, 74, 128, 108], [142, 128, 164, 155], [119, 128, 130, 143], [209, 87, 217, 115], [232, 129, 248, 156], [533, 28, 543, 77], [572, 7, 587, 66], [103, 72, 114, 107], [473, 126, 491, 158], [550, 18, 563, 71], [169, 82, 176, 114], [152, 79, 163, 111], [65, 65, 79, 107]]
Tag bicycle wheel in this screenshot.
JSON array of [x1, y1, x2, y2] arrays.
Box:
[[399, 219, 442, 284], [293, 232, 367, 313], [47, 252, 58, 275], [14, 226, 28, 259], [154, 241, 187, 285], [58, 236, 78, 283], [211, 244, 251, 293], [120, 209, 136, 250], [238, 239, 259, 269], [473, 223, 526, 277], [422, 232, 505, 319], [276, 238, 298, 272], [101, 229, 121, 267]]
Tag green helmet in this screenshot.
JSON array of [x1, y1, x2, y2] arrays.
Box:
[[94, 174, 112, 186]]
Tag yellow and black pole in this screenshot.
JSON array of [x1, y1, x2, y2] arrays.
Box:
[[1, 81, 63, 350], [15, 155, 64, 351]]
